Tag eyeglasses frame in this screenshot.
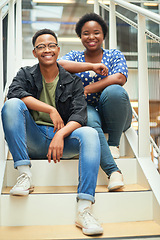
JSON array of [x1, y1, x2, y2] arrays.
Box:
[[34, 42, 59, 51]]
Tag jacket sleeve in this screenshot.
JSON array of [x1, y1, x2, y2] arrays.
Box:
[[7, 67, 33, 99], [67, 74, 87, 126]]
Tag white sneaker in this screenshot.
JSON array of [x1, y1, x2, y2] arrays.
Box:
[[75, 207, 103, 236], [108, 171, 124, 191], [10, 173, 34, 196], [109, 146, 120, 159]]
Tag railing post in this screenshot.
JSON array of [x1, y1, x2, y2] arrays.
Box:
[[0, 8, 5, 161], [7, 0, 15, 88], [138, 14, 150, 158], [101, 7, 106, 49], [94, 0, 99, 15], [16, 0, 22, 70], [109, 0, 117, 49], [158, 3, 160, 35]]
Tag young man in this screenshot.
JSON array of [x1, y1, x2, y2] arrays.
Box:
[[1, 29, 104, 236]]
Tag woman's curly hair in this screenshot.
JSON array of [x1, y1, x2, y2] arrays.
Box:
[[75, 13, 108, 39]]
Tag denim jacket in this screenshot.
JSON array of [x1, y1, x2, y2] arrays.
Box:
[[7, 63, 87, 126]]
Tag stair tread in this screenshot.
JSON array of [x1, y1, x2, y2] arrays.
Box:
[[2, 184, 150, 194], [7, 156, 135, 160], [0, 220, 159, 239]]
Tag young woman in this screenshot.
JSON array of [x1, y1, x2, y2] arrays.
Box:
[[58, 13, 132, 191]]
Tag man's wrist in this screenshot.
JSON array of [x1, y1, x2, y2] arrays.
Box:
[[55, 128, 65, 138], [48, 106, 56, 114]]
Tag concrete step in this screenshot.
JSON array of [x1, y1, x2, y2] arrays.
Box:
[[4, 158, 149, 187], [1, 184, 152, 226], [0, 220, 160, 239]]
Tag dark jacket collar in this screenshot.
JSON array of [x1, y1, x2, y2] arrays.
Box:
[[28, 62, 74, 85]]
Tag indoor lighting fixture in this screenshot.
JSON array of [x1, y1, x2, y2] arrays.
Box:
[[143, 2, 158, 6], [87, 0, 110, 4], [32, 0, 75, 3]]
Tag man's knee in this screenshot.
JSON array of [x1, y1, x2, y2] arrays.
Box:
[[80, 126, 99, 138], [75, 127, 99, 146], [1, 98, 26, 122], [2, 98, 25, 113]]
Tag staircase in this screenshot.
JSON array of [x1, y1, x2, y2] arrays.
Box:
[[0, 131, 160, 239], [1, 0, 160, 239]]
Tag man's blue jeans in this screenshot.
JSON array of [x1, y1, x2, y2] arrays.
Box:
[[87, 85, 132, 176], [1, 98, 101, 203]]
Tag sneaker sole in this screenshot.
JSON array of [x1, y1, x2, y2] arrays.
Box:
[[75, 222, 103, 236], [108, 182, 124, 191], [10, 186, 34, 196]]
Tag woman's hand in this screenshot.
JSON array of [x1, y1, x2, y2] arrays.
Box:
[[84, 85, 90, 97], [58, 60, 108, 76], [92, 63, 108, 76]]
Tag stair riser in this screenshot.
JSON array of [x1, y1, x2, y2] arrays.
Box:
[[5, 158, 138, 187], [1, 191, 153, 226]]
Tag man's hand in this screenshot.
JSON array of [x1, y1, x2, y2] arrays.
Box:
[[47, 132, 64, 163], [21, 97, 64, 132], [92, 63, 108, 76], [47, 121, 81, 163], [49, 108, 64, 132]]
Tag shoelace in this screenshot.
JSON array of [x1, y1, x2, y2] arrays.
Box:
[[15, 173, 30, 187], [82, 210, 100, 226]]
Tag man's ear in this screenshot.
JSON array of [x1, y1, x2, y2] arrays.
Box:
[[32, 49, 37, 58], [57, 46, 60, 56]]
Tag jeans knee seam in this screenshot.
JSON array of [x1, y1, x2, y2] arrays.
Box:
[[23, 109, 27, 151], [69, 135, 82, 193]]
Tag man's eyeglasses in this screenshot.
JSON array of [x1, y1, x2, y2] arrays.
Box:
[[34, 42, 58, 51]]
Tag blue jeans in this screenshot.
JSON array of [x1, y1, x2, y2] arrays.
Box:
[[1, 98, 101, 203], [87, 85, 132, 176]]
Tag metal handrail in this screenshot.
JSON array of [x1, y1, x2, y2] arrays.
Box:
[[132, 108, 160, 157], [0, 0, 10, 9], [114, 0, 160, 24], [0, 0, 16, 9], [99, 2, 160, 43]]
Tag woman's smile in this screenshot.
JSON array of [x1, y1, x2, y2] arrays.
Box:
[[81, 21, 104, 51]]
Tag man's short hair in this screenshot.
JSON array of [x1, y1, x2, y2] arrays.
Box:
[[75, 13, 108, 39], [32, 29, 58, 46]]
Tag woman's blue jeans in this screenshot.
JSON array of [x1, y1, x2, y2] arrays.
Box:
[[1, 98, 101, 203], [87, 85, 132, 176]]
